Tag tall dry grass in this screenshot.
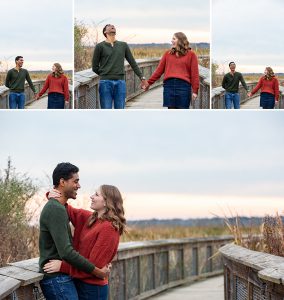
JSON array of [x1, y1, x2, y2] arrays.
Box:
[[223, 213, 284, 257]]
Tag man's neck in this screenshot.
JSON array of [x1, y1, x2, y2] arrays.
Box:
[[15, 65, 21, 71], [54, 188, 68, 205], [230, 70, 236, 75], [106, 37, 116, 46]]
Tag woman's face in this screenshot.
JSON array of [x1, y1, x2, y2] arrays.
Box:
[[90, 188, 106, 211], [264, 69, 268, 75], [52, 65, 56, 72], [171, 35, 178, 48]]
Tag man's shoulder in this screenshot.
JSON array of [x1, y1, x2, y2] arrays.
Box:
[[116, 41, 127, 47]]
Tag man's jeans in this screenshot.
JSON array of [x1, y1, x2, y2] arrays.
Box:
[[99, 80, 126, 109], [40, 274, 79, 300], [9, 92, 25, 109], [225, 92, 240, 109]]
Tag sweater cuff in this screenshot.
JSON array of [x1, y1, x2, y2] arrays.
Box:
[[60, 261, 71, 274]]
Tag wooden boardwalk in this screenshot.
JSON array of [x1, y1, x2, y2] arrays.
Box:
[[26, 96, 48, 109], [149, 276, 224, 300], [126, 86, 165, 109], [241, 96, 261, 109]]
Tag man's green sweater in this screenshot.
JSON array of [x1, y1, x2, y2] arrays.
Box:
[[39, 198, 95, 277], [222, 72, 248, 93], [92, 41, 143, 80], [5, 68, 36, 93]]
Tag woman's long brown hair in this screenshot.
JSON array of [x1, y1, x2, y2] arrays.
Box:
[[170, 32, 190, 56], [88, 185, 126, 235], [265, 67, 275, 80], [52, 63, 64, 78]]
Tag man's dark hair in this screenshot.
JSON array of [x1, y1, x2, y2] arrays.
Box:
[[229, 62, 235, 66], [15, 56, 23, 62], [102, 24, 113, 37], [52, 162, 79, 187]]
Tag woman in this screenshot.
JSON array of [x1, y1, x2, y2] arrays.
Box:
[[36, 63, 69, 109], [43, 185, 126, 300], [248, 67, 279, 109], [143, 32, 199, 109]]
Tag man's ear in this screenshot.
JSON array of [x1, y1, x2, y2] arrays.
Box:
[[59, 178, 65, 187]]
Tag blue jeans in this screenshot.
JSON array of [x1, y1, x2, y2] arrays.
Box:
[[99, 80, 126, 109], [74, 279, 108, 300], [40, 275, 79, 300], [9, 92, 25, 109], [225, 92, 240, 109], [260, 92, 275, 109], [48, 92, 65, 109]]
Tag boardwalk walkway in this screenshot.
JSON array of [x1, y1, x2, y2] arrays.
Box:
[[26, 96, 48, 109], [149, 276, 224, 300], [241, 96, 261, 109], [126, 86, 165, 109]]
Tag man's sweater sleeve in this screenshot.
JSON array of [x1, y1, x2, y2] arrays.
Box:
[[125, 44, 143, 79], [26, 71, 36, 93], [46, 206, 95, 274], [5, 71, 11, 88], [92, 45, 101, 75]]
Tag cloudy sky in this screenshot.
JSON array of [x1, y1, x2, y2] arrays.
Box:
[[0, 111, 283, 220], [212, 0, 284, 73], [75, 0, 210, 44], [0, 0, 72, 71]]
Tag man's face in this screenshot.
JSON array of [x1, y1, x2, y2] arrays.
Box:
[[62, 173, 81, 199], [105, 25, 116, 37], [16, 58, 24, 68], [229, 63, 236, 72]]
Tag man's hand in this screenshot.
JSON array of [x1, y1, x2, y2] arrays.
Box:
[[247, 92, 252, 97], [35, 93, 39, 100], [141, 79, 149, 91], [192, 93, 198, 100], [92, 265, 111, 279]]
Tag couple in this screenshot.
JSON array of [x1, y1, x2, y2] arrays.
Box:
[[92, 24, 199, 109], [5, 56, 69, 109], [222, 62, 279, 109], [39, 162, 126, 300]]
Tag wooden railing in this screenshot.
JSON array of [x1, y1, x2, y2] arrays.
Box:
[[0, 236, 233, 300], [220, 244, 284, 299], [212, 82, 284, 109], [0, 82, 72, 109], [74, 59, 210, 109]]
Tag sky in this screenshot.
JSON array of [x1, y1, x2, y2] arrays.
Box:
[[0, 111, 284, 220], [0, 0, 73, 71], [212, 0, 284, 73], [75, 0, 210, 44]]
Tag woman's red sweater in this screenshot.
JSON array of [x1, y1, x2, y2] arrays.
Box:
[[60, 205, 120, 286]]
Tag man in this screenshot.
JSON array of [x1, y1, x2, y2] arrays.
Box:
[[222, 62, 249, 109], [92, 24, 149, 109], [5, 56, 37, 109], [39, 162, 110, 300]]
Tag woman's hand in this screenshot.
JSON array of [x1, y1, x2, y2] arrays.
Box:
[[43, 260, 62, 273], [48, 189, 61, 199], [192, 93, 198, 100]]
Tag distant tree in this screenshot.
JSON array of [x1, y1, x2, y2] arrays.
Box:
[[211, 62, 219, 88], [74, 20, 89, 71], [0, 158, 38, 266]]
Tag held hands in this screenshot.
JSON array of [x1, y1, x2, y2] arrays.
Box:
[[247, 92, 252, 97], [43, 260, 62, 273], [35, 93, 40, 100], [140, 79, 150, 91]]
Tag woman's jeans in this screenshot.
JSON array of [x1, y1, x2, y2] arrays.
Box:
[[40, 274, 79, 300], [99, 80, 126, 109], [48, 92, 65, 109], [9, 92, 25, 109], [75, 279, 108, 300]]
